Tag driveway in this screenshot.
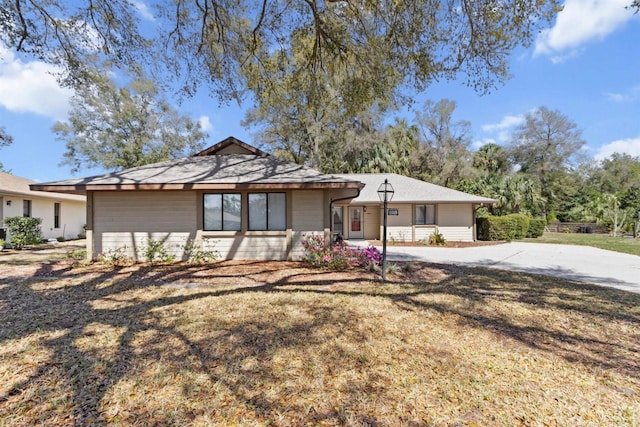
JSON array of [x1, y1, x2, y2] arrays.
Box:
[[355, 242, 640, 293]]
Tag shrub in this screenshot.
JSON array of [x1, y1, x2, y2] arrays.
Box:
[[56, 236, 66, 242], [478, 216, 514, 241], [510, 214, 530, 240], [67, 248, 87, 260], [478, 214, 534, 241], [428, 231, 446, 246], [184, 240, 219, 264], [138, 238, 176, 263], [527, 217, 546, 238], [4, 216, 42, 249], [98, 247, 133, 266], [301, 234, 382, 271], [401, 262, 418, 274]]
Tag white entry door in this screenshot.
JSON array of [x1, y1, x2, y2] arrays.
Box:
[[349, 207, 364, 239]]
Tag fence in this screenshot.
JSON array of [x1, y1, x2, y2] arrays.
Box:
[[545, 222, 607, 234]]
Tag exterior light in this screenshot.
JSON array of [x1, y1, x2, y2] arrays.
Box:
[[377, 179, 394, 281]]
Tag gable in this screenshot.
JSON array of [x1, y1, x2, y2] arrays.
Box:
[[195, 136, 268, 157]]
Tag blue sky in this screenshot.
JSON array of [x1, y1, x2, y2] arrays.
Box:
[[1, 0, 639, 183]]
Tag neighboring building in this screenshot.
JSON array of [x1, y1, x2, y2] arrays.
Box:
[[333, 173, 495, 243], [1, 171, 86, 242], [30, 137, 495, 261]]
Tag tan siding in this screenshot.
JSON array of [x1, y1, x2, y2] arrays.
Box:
[[94, 191, 197, 260], [290, 190, 325, 259], [438, 226, 474, 242], [381, 204, 412, 242], [387, 226, 412, 242], [363, 206, 379, 240], [414, 225, 437, 242], [437, 204, 473, 241], [204, 236, 288, 260], [292, 190, 324, 231], [290, 231, 315, 261]]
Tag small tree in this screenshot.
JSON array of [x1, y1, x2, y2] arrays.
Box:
[[590, 194, 631, 237], [4, 216, 42, 249]]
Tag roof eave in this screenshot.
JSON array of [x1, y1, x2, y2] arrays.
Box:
[[30, 181, 363, 193]]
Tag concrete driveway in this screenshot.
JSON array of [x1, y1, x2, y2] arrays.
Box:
[[357, 242, 640, 293]]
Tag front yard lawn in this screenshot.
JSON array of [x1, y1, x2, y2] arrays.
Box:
[[1, 257, 638, 425], [526, 232, 640, 256]]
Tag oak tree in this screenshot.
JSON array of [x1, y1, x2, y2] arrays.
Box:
[[53, 70, 206, 172]]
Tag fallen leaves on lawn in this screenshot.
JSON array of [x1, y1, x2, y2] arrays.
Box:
[[0, 257, 638, 426]]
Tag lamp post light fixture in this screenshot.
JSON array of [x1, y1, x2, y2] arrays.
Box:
[[377, 179, 395, 281]]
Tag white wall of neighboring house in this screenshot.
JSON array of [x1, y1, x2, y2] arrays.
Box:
[[0, 195, 86, 241]]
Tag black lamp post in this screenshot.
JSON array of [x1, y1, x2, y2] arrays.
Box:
[[377, 178, 394, 281]]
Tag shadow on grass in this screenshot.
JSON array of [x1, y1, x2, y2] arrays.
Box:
[[0, 258, 638, 425]]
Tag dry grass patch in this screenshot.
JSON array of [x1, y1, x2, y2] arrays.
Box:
[[0, 258, 638, 426]]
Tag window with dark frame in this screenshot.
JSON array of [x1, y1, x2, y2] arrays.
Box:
[[415, 204, 435, 225], [203, 193, 241, 231], [23, 200, 32, 217], [248, 193, 286, 231], [54, 203, 61, 229]]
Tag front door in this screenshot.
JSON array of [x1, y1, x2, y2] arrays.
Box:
[[349, 207, 364, 239]]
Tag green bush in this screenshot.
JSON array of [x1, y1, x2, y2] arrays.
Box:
[[184, 240, 219, 264], [478, 216, 512, 241], [428, 231, 446, 246], [4, 216, 43, 249], [98, 247, 133, 266], [527, 217, 546, 238], [510, 214, 530, 240], [477, 214, 531, 241], [139, 238, 176, 264]]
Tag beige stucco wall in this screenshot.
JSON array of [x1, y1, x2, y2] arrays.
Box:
[[1, 194, 86, 241], [437, 203, 474, 242]]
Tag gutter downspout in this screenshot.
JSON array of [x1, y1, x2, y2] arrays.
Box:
[[329, 185, 364, 249]]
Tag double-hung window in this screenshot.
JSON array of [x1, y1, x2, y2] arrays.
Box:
[[23, 200, 32, 217], [54, 203, 61, 229], [204, 193, 242, 231], [248, 193, 286, 231], [415, 204, 435, 225]]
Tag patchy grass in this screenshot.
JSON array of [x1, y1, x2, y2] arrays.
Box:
[[0, 256, 639, 426], [526, 232, 640, 256]]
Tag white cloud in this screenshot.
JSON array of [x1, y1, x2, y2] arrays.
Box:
[[472, 138, 496, 150], [133, 1, 155, 21], [198, 115, 214, 133], [480, 114, 525, 143], [0, 46, 73, 121], [606, 84, 640, 103], [535, 0, 635, 57], [594, 137, 640, 160]]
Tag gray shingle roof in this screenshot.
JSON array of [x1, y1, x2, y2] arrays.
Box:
[[334, 173, 496, 204], [31, 155, 362, 193]]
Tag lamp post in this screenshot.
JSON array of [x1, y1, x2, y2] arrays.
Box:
[[377, 179, 394, 281]]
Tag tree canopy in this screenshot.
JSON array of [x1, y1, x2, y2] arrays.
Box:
[[507, 106, 586, 216], [1, 0, 560, 112], [53, 70, 207, 172], [0, 126, 12, 171]]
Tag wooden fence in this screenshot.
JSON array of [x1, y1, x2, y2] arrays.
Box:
[[545, 222, 608, 234]]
